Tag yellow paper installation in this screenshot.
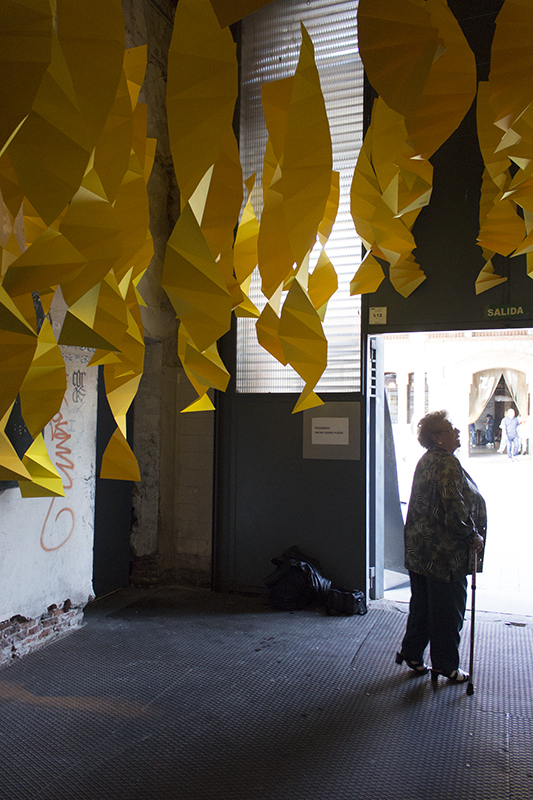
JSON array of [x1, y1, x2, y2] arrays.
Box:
[[177, 324, 230, 413], [475, 0, 533, 291], [0, 0, 53, 154], [350, 97, 429, 298], [163, 11, 337, 413], [357, 0, 476, 161], [356, 0, 476, 297], [167, 0, 238, 208], [278, 280, 327, 414], [0, 0, 153, 489]]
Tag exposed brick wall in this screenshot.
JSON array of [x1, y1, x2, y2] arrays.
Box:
[[0, 600, 84, 668]]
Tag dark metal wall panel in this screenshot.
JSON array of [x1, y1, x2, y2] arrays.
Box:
[[215, 393, 367, 595], [92, 367, 131, 598]]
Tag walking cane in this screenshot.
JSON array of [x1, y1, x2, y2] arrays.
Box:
[[466, 547, 477, 696]]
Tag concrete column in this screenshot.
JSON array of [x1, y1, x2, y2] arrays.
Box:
[[125, 0, 213, 585]]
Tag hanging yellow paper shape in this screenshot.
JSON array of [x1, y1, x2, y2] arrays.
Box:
[[178, 323, 230, 411], [99, 427, 140, 482], [256, 77, 296, 297], [22, 198, 48, 247], [234, 174, 259, 286], [200, 128, 243, 268], [209, 0, 276, 29], [167, 0, 238, 207], [256, 303, 287, 366], [358, 0, 476, 161], [2, 227, 86, 299], [58, 274, 127, 352], [475, 260, 507, 295], [6, 34, 92, 226], [19, 318, 66, 439], [278, 279, 327, 413], [56, 0, 124, 147], [489, 0, 533, 131], [0, 0, 53, 154], [258, 161, 295, 300], [389, 254, 426, 298], [0, 285, 38, 420], [350, 252, 386, 296], [282, 24, 333, 270], [476, 81, 525, 259], [370, 97, 433, 217], [262, 77, 294, 167], [1, 229, 23, 275], [0, 153, 24, 221], [308, 249, 338, 321], [406, 0, 477, 160], [10, 292, 39, 332], [19, 433, 65, 498], [92, 70, 133, 205], [292, 386, 324, 414], [357, 0, 437, 119], [58, 185, 123, 305], [317, 172, 340, 246], [0, 405, 31, 481], [123, 45, 147, 108], [103, 367, 141, 437], [350, 101, 426, 295], [112, 150, 153, 284], [478, 191, 525, 256], [163, 203, 232, 352], [502, 109, 533, 217]]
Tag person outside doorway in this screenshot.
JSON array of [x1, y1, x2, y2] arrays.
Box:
[[501, 408, 520, 461]]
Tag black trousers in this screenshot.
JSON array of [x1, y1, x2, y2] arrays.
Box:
[[401, 571, 467, 674]]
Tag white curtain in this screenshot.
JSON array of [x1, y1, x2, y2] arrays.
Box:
[[502, 368, 528, 416], [468, 369, 501, 423], [469, 368, 528, 423]]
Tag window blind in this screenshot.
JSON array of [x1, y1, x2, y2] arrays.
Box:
[[237, 0, 363, 393]]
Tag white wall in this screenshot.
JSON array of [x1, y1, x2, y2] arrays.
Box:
[[0, 347, 97, 621]]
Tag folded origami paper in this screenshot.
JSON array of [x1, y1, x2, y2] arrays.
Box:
[[0, 285, 38, 423], [167, 0, 238, 208], [19, 318, 67, 440], [488, 0, 533, 132], [278, 279, 327, 414], [19, 432, 65, 497], [358, 0, 476, 161], [6, 34, 93, 226], [56, 0, 124, 148], [163, 202, 233, 353], [0, 405, 31, 482], [0, 0, 52, 154]]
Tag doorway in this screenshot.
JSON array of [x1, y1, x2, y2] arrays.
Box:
[[379, 329, 533, 617]]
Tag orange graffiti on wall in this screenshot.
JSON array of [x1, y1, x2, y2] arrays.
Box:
[[40, 403, 75, 552]]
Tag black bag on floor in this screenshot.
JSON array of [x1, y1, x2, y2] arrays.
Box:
[[324, 587, 367, 616], [263, 546, 367, 615]]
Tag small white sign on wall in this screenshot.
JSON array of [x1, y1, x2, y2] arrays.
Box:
[[311, 417, 349, 445], [369, 306, 387, 325], [303, 402, 360, 460]]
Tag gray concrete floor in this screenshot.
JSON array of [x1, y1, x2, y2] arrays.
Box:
[[1, 585, 532, 800]]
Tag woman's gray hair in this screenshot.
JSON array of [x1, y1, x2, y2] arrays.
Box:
[[417, 410, 451, 449]]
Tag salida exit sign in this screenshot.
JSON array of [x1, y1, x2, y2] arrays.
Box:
[[484, 304, 529, 320]]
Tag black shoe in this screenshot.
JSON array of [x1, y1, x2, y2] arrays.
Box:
[[395, 651, 429, 675], [430, 668, 469, 683]]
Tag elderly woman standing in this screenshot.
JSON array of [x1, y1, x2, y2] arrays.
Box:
[[396, 411, 486, 683]]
